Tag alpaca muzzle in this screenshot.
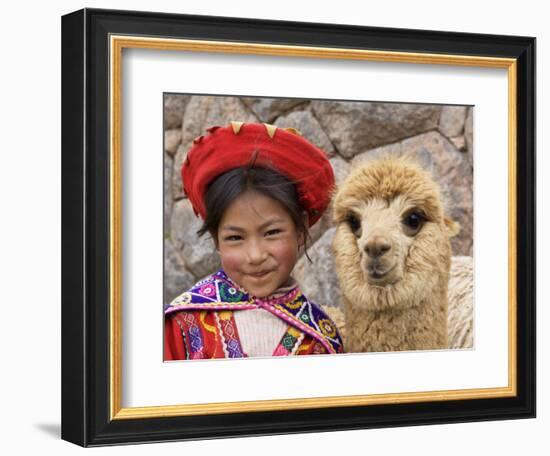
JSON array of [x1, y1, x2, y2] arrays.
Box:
[[364, 235, 392, 259], [363, 257, 399, 286]]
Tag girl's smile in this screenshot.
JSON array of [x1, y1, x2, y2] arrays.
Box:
[[249, 270, 271, 278], [217, 190, 303, 298]]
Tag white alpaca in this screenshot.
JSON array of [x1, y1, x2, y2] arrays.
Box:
[[330, 157, 472, 352], [323, 256, 473, 349]]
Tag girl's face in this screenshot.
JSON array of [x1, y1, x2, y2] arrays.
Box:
[[216, 190, 304, 298]]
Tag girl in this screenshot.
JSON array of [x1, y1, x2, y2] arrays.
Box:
[[164, 121, 344, 360]]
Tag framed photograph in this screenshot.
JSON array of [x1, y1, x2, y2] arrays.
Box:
[[61, 8, 535, 447]]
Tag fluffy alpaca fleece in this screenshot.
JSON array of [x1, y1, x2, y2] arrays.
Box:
[[332, 157, 458, 353], [447, 256, 474, 349], [321, 255, 474, 349]]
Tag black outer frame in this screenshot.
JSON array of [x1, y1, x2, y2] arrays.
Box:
[[61, 8, 536, 447]]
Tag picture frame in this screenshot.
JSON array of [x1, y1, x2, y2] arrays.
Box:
[[61, 7, 535, 447]]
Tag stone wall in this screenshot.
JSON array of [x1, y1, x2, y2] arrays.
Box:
[[164, 94, 473, 306]]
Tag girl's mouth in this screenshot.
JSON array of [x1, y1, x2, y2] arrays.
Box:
[[249, 270, 271, 278]]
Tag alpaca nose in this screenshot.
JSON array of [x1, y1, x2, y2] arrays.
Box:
[[365, 236, 392, 258]]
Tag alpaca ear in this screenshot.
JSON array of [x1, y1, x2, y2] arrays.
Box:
[[444, 216, 461, 238]]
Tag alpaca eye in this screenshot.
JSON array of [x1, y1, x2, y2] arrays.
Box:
[[346, 213, 361, 234], [402, 210, 425, 236]]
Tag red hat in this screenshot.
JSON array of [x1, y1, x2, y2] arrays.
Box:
[[182, 122, 334, 227]]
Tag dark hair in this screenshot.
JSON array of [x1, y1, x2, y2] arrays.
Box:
[[197, 163, 312, 262]]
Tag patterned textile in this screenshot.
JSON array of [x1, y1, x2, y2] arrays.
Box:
[[164, 269, 344, 360]]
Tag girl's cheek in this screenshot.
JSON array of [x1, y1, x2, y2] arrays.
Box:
[[273, 239, 300, 262], [218, 247, 242, 270]]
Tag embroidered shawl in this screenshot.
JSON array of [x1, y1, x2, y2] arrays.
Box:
[[164, 270, 344, 360]]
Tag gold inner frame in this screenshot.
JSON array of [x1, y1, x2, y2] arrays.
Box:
[[109, 35, 517, 420]]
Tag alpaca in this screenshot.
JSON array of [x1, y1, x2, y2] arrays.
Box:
[[322, 254, 474, 350], [332, 157, 459, 353]]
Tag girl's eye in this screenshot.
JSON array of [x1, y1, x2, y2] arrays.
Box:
[[402, 210, 425, 236], [265, 229, 281, 237], [225, 235, 242, 242], [346, 213, 361, 235]]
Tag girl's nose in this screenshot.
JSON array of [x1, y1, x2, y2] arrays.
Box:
[[246, 239, 267, 264]]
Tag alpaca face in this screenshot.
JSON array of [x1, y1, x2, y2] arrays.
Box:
[[346, 194, 428, 287], [333, 158, 453, 310]]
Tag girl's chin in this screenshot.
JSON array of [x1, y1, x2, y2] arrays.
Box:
[[244, 279, 279, 298], [227, 269, 292, 298], [246, 285, 276, 298]]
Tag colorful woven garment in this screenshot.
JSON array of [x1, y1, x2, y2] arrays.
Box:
[[164, 270, 344, 360]]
